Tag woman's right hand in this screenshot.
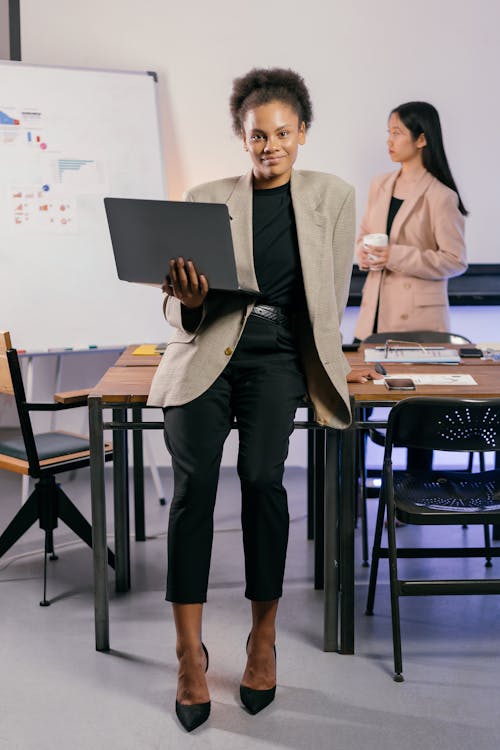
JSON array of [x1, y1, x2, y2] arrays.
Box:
[[358, 243, 390, 271], [162, 257, 209, 309], [357, 246, 372, 271]]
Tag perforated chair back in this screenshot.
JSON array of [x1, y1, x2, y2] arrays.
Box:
[[363, 330, 471, 345], [385, 397, 500, 455]]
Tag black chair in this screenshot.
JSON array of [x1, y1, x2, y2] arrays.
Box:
[[0, 331, 114, 605], [357, 330, 482, 566], [365, 397, 500, 681]]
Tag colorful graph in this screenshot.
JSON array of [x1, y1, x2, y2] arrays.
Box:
[[58, 158, 95, 181], [0, 111, 20, 125]]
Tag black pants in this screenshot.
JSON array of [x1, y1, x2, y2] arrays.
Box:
[[163, 316, 307, 603]]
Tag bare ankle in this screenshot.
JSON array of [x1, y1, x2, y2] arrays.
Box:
[[249, 626, 276, 648]]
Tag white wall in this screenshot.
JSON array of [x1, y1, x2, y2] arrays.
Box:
[[4, 0, 499, 469], [19, 0, 500, 264]]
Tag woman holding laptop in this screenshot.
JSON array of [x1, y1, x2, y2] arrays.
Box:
[[148, 67, 375, 731]]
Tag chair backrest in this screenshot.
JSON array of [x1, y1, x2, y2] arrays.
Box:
[[0, 330, 40, 472], [0, 331, 15, 395], [363, 330, 471, 345], [385, 397, 500, 454]]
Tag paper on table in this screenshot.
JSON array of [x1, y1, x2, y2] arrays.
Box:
[[478, 342, 500, 360], [477, 342, 500, 350], [374, 373, 478, 386]]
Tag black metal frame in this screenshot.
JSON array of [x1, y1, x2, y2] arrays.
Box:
[[0, 345, 115, 605], [88, 397, 345, 654], [8, 0, 21, 60], [365, 397, 500, 681]]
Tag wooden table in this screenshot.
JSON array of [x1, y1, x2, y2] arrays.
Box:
[[86, 344, 500, 655], [114, 344, 163, 368], [87, 358, 339, 654]]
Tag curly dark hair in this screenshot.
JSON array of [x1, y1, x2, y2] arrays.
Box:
[[229, 67, 313, 136]]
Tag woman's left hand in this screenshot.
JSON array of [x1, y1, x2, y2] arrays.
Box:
[[347, 367, 379, 384]]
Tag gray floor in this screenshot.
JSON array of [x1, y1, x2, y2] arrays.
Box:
[[1, 465, 500, 750]]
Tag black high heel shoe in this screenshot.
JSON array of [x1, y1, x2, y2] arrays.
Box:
[[240, 635, 276, 715], [175, 643, 210, 732]]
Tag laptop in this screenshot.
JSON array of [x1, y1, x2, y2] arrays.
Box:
[[104, 197, 260, 294]]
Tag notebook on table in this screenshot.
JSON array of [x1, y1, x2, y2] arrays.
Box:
[[364, 346, 461, 364], [104, 197, 260, 294]]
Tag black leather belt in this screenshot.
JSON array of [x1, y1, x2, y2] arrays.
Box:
[[250, 304, 292, 328]]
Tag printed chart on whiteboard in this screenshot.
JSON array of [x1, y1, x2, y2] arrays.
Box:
[[1, 108, 96, 233]]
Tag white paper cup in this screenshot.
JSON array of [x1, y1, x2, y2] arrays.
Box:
[[363, 232, 389, 270], [363, 233, 388, 248], [363, 233, 388, 262]]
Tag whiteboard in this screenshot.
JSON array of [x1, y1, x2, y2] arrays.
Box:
[[0, 61, 170, 351]]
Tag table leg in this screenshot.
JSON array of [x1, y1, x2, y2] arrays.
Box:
[[314, 428, 325, 590], [132, 406, 146, 541], [144, 433, 167, 506], [307, 408, 315, 540], [89, 397, 109, 651], [339, 408, 357, 654], [323, 428, 340, 651], [113, 408, 130, 592], [493, 453, 500, 541]]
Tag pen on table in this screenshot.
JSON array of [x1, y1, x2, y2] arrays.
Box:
[[374, 346, 445, 350], [374, 362, 387, 376]]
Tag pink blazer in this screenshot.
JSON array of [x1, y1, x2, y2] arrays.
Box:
[[353, 170, 467, 341]]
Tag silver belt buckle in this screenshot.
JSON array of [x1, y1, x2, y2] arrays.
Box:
[[252, 304, 289, 326]]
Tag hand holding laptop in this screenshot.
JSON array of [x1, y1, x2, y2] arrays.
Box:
[[163, 257, 209, 309]]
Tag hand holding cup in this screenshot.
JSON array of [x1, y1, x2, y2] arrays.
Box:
[[360, 233, 389, 271]]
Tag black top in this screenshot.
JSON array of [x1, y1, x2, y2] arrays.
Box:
[[252, 182, 304, 308], [373, 196, 404, 333], [386, 196, 404, 236]]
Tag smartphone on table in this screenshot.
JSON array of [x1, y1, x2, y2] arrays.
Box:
[[459, 347, 483, 358], [384, 378, 416, 391]]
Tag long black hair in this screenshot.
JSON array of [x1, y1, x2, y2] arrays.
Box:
[[391, 101, 468, 216]]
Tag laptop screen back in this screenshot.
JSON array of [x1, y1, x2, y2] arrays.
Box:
[[104, 197, 255, 292]]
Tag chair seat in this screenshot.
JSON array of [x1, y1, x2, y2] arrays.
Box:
[[394, 469, 500, 523], [0, 431, 90, 460]]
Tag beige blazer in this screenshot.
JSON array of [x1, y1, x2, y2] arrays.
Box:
[[148, 169, 355, 429], [353, 170, 467, 341]]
